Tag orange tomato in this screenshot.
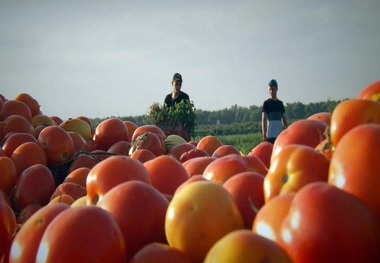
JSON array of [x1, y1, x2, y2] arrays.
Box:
[[144, 155, 189, 196], [86, 155, 152, 205], [182, 156, 216, 177], [48, 194, 75, 206], [0, 156, 17, 196], [10, 142, 47, 176], [131, 124, 166, 143], [50, 182, 87, 201], [68, 131, 87, 153], [329, 124, 380, 221], [204, 229, 292, 263], [93, 118, 129, 151], [1, 115, 34, 138], [31, 114, 56, 128], [307, 111, 331, 126], [35, 206, 127, 263], [223, 171, 265, 229], [0, 100, 32, 122], [241, 155, 268, 176], [329, 99, 380, 147], [129, 242, 193, 263], [14, 92, 41, 117], [196, 135, 223, 156], [129, 148, 156, 163], [248, 141, 273, 169], [63, 167, 90, 188], [97, 180, 169, 260], [203, 154, 248, 185], [264, 144, 330, 203], [0, 193, 17, 260], [357, 80, 380, 101], [168, 142, 196, 160], [211, 144, 241, 158], [2, 132, 37, 157], [107, 140, 130, 156], [9, 203, 69, 263], [123, 120, 138, 143], [165, 180, 244, 263]]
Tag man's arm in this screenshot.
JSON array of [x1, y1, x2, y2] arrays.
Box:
[[261, 112, 267, 141]]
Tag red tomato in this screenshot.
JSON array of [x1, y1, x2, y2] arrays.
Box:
[[9, 203, 70, 263], [168, 142, 196, 160], [11, 164, 56, 214], [92, 117, 129, 151], [50, 182, 87, 201], [0, 194, 17, 260], [329, 99, 380, 147], [203, 154, 249, 185], [329, 124, 380, 221], [129, 131, 163, 156], [307, 111, 331, 126], [16, 203, 42, 224], [357, 80, 380, 101], [130, 148, 156, 163], [223, 171, 265, 229], [272, 119, 328, 161], [264, 144, 330, 203], [279, 182, 380, 263], [196, 135, 223, 156], [2, 132, 37, 157], [86, 155, 151, 205], [241, 155, 268, 176], [97, 180, 169, 260], [35, 206, 127, 263], [0, 156, 17, 196], [248, 141, 273, 169], [144, 155, 189, 196], [211, 144, 240, 158], [179, 148, 208, 162], [182, 156, 216, 177]]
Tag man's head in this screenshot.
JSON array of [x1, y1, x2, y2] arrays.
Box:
[[268, 79, 278, 99], [172, 73, 183, 91], [269, 79, 278, 89]]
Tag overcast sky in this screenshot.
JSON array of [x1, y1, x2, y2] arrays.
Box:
[[1, 1, 379, 120]]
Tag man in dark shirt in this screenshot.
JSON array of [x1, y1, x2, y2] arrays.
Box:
[[164, 73, 190, 107]]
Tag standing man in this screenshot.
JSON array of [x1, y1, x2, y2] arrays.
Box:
[[164, 73, 190, 107], [261, 79, 288, 144]]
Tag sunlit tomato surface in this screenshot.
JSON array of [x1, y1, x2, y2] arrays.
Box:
[[10, 142, 48, 176], [223, 171, 265, 229], [329, 99, 380, 147], [264, 144, 330, 203], [196, 135, 223, 156], [129, 242, 193, 263], [211, 144, 240, 158], [182, 156, 216, 176], [248, 141, 273, 169], [329, 124, 380, 221], [279, 182, 380, 263], [9, 203, 69, 263], [2, 132, 37, 157], [92, 117, 129, 151], [130, 148, 156, 163], [35, 206, 127, 263], [97, 180, 169, 260], [144, 155, 189, 196], [272, 119, 328, 162], [357, 80, 380, 101], [203, 154, 248, 185], [165, 180, 244, 263], [14, 92, 41, 117], [204, 229, 292, 263], [252, 193, 295, 243], [86, 155, 152, 205], [307, 111, 331, 126]]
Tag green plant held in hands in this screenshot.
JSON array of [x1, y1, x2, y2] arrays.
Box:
[[148, 101, 197, 139]]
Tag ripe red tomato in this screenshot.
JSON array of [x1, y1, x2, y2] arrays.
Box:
[[272, 119, 328, 161], [35, 206, 127, 263], [144, 155, 189, 196], [329, 99, 380, 147], [92, 117, 129, 151], [129, 131, 163, 156], [264, 144, 329, 203], [248, 141, 273, 169], [307, 111, 331, 126], [182, 156, 216, 177], [357, 80, 380, 101], [97, 180, 169, 260], [9, 203, 69, 263], [211, 144, 240, 158], [329, 124, 380, 221], [86, 155, 151, 205], [0, 194, 17, 260], [279, 182, 380, 263]]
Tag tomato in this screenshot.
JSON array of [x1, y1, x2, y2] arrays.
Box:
[[203, 154, 249, 185], [0, 100, 32, 122], [11, 164, 56, 214], [0, 156, 17, 196], [178, 148, 208, 162], [31, 114, 56, 128], [357, 80, 380, 101], [168, 142, 196, 160], [2, 132, 37, 157], [204, 229, 292, 263], [92, 117, 129, 151], [97, 180, 169, 260], [14, 93, 41, 117], [165, 180, 244, 263], [307, 111, 331, 126], [131, 124, 166, 143], [196, 135, 223, 156], [63, 167, 90, 188], [252, 193, 295, 242], [0, 193, 17, 260], [129, 131, 163, 156], [241, 155, 268, 176], [272, 119, 328, 161], [130, 148, 156, 163], [144, 155, 189, 196], [1, 115, 34, 138], [123, 120, 137, 143], [59, 118, 92, 141], [182, 156, 216, 176], [329, 124, 380, 221], [129, 242, 193, 263], [10, 142, 48, 176], [50, 182, 87, 201], [38, 125, 75, 166], [211, 144, 241, 158], [16, 203, 42, 224], [35, 206, 127, 263], [223, 171, 265, 229], [86, 155, 151, 205], [264, 144, 329, 203], [107, 140, 130, 156], [248, 141, 273, 169], [279, 182, 380, 263], [329, 99, 380, 147], [67, 131, 87, 153]]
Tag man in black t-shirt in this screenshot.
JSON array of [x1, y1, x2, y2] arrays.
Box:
[[261, 79, 288, 144], [164, 73, 190, 107]]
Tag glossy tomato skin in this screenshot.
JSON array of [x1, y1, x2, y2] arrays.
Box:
[[329, 124, 380, 221], [264, 144, 330, 203], [329, 99, 380, 147], [279, 182, 380, 263], [357, 80, 380, 101], [36, 206, 127, 263], [0, 193, 17, 260]]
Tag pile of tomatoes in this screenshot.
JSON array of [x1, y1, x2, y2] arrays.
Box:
[[1, 80, 380, 263]]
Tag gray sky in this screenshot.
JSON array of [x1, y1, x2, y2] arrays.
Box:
[[1, 1, 379, 120]]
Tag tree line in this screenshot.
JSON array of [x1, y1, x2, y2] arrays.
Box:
[[91, 100, 342, 137]]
